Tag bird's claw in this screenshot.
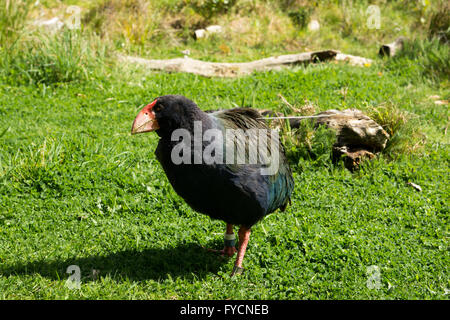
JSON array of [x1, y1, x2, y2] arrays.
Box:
[[231, 265, 244, 276], [206, 246, 237, 258]]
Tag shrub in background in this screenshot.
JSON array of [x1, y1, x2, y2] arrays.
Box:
[[287, 7, 311, 29], [188, 0, 238, 19]]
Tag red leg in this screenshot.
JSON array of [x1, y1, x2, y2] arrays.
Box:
[[205, 223, 237, 257], [231, 226, 251, 276]]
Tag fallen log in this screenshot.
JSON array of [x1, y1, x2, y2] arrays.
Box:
[[313, 109, 390, 152], [379, 37, 406, 57], [119, 50, 373, 78]]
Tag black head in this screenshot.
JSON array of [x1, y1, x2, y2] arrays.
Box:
[[131, 95, 202, 138]]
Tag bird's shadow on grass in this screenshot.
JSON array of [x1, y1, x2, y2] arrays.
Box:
[[0, 241, 229, 282]]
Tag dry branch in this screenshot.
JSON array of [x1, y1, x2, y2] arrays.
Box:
[[379, 37, 406, 57], [119, 50, 373, 78]]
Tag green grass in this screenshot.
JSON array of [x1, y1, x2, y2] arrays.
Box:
[[0, 0, 448, 300], [0, 29, 108, 86], [0, 58, 448, 299], [0, 0, 32, 49], [384, 38, 450, 86]]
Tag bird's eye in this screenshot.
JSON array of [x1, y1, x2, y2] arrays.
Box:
[[154, 104, 164, 112]]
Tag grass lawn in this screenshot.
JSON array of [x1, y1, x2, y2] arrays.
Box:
[[0, 59, 448, 299]]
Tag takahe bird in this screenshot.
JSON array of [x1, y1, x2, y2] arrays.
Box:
[[131, 95, 294, 275]]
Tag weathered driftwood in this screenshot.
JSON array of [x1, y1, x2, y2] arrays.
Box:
[[335, 53, 373, 66], [195, 25, 223, 39], [314, 109, 390, 152], [119, 50, 372, 78], [406, 182, 422, 192], [379, 37, 406, 57], [332, 146, 376, 171], [313, 109, 389, 170]]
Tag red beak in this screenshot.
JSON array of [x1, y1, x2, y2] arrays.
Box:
[[131, 100, 160, 134]]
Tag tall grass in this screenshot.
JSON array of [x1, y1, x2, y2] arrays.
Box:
[[385, 38, 450, 85], [427, 0, 449, 43], [1, 29, 108, 86], [0, 0, 32, 49], [0, 0, 109, 86], [366, 102, 425, 157]]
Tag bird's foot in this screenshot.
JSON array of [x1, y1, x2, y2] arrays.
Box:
[[206, 246, 237, 258], [231, 265, 244, 276]]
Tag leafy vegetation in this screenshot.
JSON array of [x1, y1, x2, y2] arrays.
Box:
[[0, 0, 448, 299], [0, 0, 32, 49], [1, 30, 108, 86], [287, 6, 311, 29], [385, 38, 450, 86], [427, 0, 449, 43]]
